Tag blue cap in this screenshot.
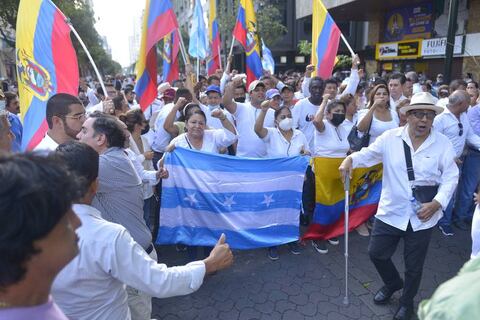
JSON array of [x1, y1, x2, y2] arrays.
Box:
[[205, 85, 221, 94], [266, 88, 281, 100]]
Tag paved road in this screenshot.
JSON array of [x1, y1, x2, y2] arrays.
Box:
[[152, 224, 471, 320]]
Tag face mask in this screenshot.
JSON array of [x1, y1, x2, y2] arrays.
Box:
[[141, 123, 150, 135], [234, 97, 246, 103], [208, 104, 220, 111], [331, 113, 345, 127], [0, 100, 5, 110], [278, 117, 293, 131]]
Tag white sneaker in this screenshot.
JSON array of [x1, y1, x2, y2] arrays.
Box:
[[356, 223, 370, 237]]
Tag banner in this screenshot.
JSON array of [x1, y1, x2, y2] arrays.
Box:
[[384, 3, 433, 42], [158, 148, 309, 249], [16, 0, 79, 150], [376, 39, 422, 60], [302, 157, 382, 241]]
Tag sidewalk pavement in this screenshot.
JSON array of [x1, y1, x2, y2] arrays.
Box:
[[152, 225, 471, 320]]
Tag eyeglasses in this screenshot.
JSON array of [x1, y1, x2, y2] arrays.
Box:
[[458, 122, 463, 136], [65, 112, 86, 121], [409, 110, 436, 120]]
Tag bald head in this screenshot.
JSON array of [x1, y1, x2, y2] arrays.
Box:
[[447, 90, 470, 115]]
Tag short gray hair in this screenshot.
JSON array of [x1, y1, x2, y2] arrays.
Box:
[[448, 90, 470, 107]]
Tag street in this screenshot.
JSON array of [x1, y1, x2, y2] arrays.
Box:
[[153, 226, 471, 320]]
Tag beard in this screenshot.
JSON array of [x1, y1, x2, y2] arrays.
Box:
[[63, 121, 80, 140]]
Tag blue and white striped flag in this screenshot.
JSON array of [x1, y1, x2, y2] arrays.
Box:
[[188, 0, 209, 59], [261, 39, 275, 74], [157, 148, 309, 249]]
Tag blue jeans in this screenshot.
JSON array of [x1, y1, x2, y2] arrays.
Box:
[[455, 148, 480, 222], [439, 162, 463, 227]]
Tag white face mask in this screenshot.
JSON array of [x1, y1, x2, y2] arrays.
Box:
[[208, 104, 220, 111], [0, 100, 5, 110], [278, 117, 293, 131]]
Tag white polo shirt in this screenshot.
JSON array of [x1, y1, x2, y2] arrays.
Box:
[[151, 103, 178, 153], [262, 127, 310, 157], [292, 98, 320, 151], [200, 104, 235, 130], [234, 102, 275, 158], [314, 120, 350, 158], [170, 129, 237, 154], [34, 133, 59, 153]]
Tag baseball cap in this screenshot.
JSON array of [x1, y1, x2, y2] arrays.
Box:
[[248, 80, 265, 93], [281, 85, 295, 93], [205, 85, 221, 94], [162, 88, 176, 100], [266, 89, 281, 100]]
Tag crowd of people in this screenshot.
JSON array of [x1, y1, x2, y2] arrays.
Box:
[[1, 55, 480, 320]]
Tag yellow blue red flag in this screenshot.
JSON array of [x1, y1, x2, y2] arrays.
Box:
[[16, 0, 79, 151], [208, 0, 221, 75], [162, 30, 180, 83], [233, 0, 263, 86], [311, 0, 341, 79], [302, 158, 382, 240], [135, 0, 178, 110]]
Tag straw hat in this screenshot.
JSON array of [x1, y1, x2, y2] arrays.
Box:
[[399, 92, 444, 115]]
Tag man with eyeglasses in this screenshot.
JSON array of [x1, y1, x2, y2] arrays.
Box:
[[339, 92, 458, 320], [34, 93, 86, 152], [434, 90, 480, 236]]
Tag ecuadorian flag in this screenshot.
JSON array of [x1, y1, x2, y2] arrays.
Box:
[[302, 158, 382, 241], [233, 0, 263, 86], [311, 0, 341, 79], [16, 0, 79, 151], [162, 30, 180, 83], [135, 0, 178, 110], [207, 0, 221, 75]]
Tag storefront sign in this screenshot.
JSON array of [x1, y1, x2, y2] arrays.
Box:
[[421, 36, 464, 56], [384, 3, 433, 42], [376, 40, 421, 60]]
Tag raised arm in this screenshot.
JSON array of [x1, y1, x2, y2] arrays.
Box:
[[313, 94, 330, 132], [163, 97, 186, 138], [357, 102, 380, 133], [340, 55, 361, 97], [211, 109, 236, 135], [184, 64, 201, 105], [254, 101, 271, 139], [223, 76, 243, 114], [301, 64, 314, 98]]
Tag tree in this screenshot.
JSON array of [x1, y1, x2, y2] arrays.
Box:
[[256, 1, 287, 47], [0, 0, 122, 77], [297, 40, 312, 55]]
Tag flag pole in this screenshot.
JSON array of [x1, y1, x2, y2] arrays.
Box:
[[177, 28, 190, 66], [340, 32, 355, 57], [51, 1, 107, 97], [196, 57, 200, 81]]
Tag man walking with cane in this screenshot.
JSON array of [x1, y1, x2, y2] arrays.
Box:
[[339, 92, 459, 320]]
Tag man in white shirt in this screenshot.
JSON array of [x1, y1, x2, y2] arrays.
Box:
[[340, 92, 458, 320], [223, 78, 274, 157], [52, 141, 233, 320], [201, 85, 234, 129], [34, 93, 86, 153], [434, 90, 480, 235], [389, 73, 408, 109]]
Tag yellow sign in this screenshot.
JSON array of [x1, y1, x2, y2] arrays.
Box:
[[376, 39, 422, 60]]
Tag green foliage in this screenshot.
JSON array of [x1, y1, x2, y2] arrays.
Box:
[[297, 40, 312, 55], [0, 0, 121, 76], [256, 1, 287, 47], [335, 54, 352, 69]]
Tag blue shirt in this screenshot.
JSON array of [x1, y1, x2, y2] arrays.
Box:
[[468, 104, 480, 136], [7, 113, 22, 152]]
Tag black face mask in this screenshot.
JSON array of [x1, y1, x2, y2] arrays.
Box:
[[234, 97, 246, 103], [141, 123, 150, 135], [331, 113, 345, 127]]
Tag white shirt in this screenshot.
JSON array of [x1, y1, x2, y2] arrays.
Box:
[[314, 120, 350, 158], [292, 98, 320, 151], [389, 95, 407, 109], [433, 107, 480, 158], [471, 205, 480, 259], [302, 69, 360, 98], [52, 204, 205, 320], [350, 126, 459, 231], [357, 108, 399, 144], [262, 128, 310, 157], [200, 104, 235, 129], [170, 128, 237, 154], [151, 103, 178, 152], [34, 133, 59, 152], [126, 138, 158, 200], [343, 113, 358, 133], [233, 102, 275, 157]]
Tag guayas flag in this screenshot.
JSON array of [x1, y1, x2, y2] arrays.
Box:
[[16, 0, 79, 151], [302, 158, 382, 241], [162, 30, 180, 83], [135, 0, 178, 110], [232, 0, 263, 86], [207, 0, 221, 75], [311, 0, 341, 79]]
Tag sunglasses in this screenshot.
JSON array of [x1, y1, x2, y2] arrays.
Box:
[[458, 122, 463, 136], [409, 110, 436, 120]]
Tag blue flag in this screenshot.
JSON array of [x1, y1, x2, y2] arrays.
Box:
[[157, 148, 309, 249], [261, 39, 275, 74], [188, 0, 208, 59]]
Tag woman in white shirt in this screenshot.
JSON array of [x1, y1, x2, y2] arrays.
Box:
[[254, 102, 310, 260], [166, 107, 237, 153], [357, 84, 399, 145]]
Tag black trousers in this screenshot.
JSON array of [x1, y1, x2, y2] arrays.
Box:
[[368, 218, 433, 307], [302, 165, 315, 216]]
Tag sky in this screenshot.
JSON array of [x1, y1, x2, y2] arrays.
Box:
[[92, 0, 144, 68]]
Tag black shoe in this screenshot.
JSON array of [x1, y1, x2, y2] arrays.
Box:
[[393, 305, 413, 320], [454, 220, 469, 231], [373, 284, 403, 305]]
